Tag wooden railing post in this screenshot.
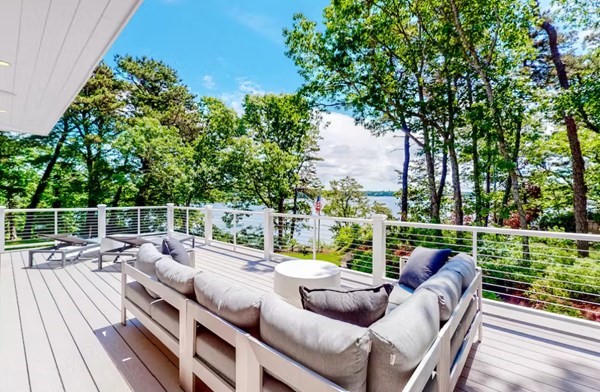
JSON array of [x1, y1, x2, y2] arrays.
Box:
[[372, 214, 387, 285], [263, 208, 274, 261], [0, 206, 5, 252], [166, 203, 174, 234], [204, 205, 213, 245], [97, 204, 106, 240]]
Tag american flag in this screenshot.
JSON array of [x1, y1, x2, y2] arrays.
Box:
[[315, 195, 322, 214]]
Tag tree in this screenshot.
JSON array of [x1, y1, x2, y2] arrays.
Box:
[[322, 177, 371, 219], [534, 0, 600, 253], [229, 93, 322, 213], [116, 56, 201, 205]]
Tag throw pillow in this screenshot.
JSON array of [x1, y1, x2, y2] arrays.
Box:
[[399, 247, 452, 290], [299, 283, 394, 327], [162, 236, 190, 266]]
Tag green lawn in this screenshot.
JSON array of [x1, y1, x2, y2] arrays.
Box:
[[279, 251, 343, 266]]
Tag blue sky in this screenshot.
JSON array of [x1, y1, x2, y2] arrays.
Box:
[[106, 0, 325, 104], [105, 0, 404, 191]]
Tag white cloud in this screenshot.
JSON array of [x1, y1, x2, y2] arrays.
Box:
[[220, 78, 266, 113], [201, 75, 216, 90], [317, 112, 411, 191]]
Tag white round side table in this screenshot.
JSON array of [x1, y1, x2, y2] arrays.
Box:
[[274, 259, 341, 308]]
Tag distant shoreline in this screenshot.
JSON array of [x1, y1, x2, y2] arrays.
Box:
[[364, 191, 395, 197]]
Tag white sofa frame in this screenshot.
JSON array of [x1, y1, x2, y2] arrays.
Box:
[[120, 263, 191, 369], [121, 264, 483, 392]]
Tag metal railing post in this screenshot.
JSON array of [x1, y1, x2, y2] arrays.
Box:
[[166, 203, 174, 234], [371, 214, 387, 285], [185, 208, 189, 235], [233, 212, 237, 252], [312, 217, 317, 260], [204, 206, 213, 245], [0, 206, 5, 252], [472, 230, 478, 265], [97, 204, 106, 240], [263, 208, 274, 261], [137, 208, 141, 235], [54, 210, 58, 234]]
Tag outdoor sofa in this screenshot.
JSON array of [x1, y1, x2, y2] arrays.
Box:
[[121, 243, 482, 392]]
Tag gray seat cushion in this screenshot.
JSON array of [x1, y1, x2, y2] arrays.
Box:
[[196, 328, 236, 384], [260, 293, 370, 392], [195, 328, 294, 392], [126, 281, 159, 314], [386, 283, 415, 314], [135, 243, 168, 298], [299, 284, 393, 327], [416, 268, 463, 321], [155, 256, 199, 297], [162, 236, 191, 266], [399, 247, 451, 290], [150, 300, 179, 339], [440, 253, 476, 292], [194, 272, 263, 329], [367, 289, 439, 392]]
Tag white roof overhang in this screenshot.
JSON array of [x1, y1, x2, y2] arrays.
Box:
[[0, 0, 143, 135]]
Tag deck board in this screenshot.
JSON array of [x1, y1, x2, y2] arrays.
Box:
[[1, 243, 599, 392]]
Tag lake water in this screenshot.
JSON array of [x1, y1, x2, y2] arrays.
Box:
[[209, 196, 399, 247]]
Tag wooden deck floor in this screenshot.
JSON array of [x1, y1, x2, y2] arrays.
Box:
[[1, 243, 599, 392]]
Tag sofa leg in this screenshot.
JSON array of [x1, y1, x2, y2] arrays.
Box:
[[121, 307, 127, 326]]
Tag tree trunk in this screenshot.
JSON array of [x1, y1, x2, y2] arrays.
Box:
[[446, 76, 463, 226], [472, 125, 483, 225], [24, 119, 70, 236], [448, 0, 527, 232], [417, 75, 442, 223], [400, 117, 410, 221], [542, 20, 588, 255]]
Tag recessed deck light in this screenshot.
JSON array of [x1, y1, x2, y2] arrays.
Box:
[[0, 61, 9, 67], [0, 109, 7, 113]]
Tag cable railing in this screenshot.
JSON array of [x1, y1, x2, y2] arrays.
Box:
[[2, 207, 98, 249], [105, 206, 168, 236], [2, 204, 600, 321], [272, 212, 374, 274]]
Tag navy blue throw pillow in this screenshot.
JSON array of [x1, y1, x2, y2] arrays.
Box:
[[399, 247, 452, 290], [162, 237, 190, 266]]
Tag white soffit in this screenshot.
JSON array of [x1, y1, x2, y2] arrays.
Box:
[[0, 0, 143, 135]]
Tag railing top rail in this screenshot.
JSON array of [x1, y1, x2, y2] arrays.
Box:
[[211, 208, 264, 215], [272, 212, 372, 224], [385, 220, 600, 242], [106, 206, 167, 211], [5, 207, 97, 213]]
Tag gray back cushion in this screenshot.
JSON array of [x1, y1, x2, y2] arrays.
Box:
[[386, 283, 414, 314], [193, 272, 263, 329], [155, 256, 199, 297], [367, 289, 439, 392], [399, 247, 451, 290], [439, 253, 476, 291], [299, 284, 393, 327], [135, 243, 167, 298], [260, 293, 371, 392], [162, 237, 191, 266], [135, 243, 164, 277], [416, 268, 462, 321]]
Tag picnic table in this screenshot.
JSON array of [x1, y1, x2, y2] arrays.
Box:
[[28, 234, 98, 268]]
